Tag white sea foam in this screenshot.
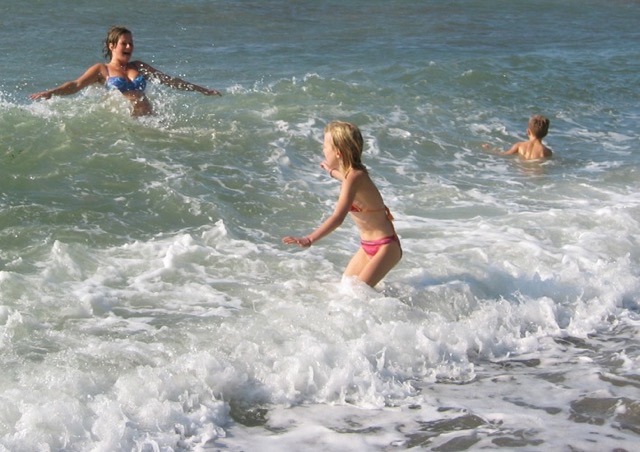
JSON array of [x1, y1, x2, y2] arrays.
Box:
[[2, 0, 640, 450]]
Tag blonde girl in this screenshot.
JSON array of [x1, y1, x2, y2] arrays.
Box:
[[283, 121, 401, 287]]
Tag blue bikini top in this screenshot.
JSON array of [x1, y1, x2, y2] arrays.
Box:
[[105, 66, 147, 93]]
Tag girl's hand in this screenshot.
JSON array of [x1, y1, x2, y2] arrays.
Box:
[[282, 236, 312, 247], [320, 161, 338, 178]]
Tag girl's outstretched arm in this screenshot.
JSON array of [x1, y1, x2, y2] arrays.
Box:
[[282, 171, 360, 247]]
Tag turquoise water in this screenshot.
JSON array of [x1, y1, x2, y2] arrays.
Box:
[[1, 1, 640, 450]]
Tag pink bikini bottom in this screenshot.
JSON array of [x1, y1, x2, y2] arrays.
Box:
[[361, 234, 400, 257]]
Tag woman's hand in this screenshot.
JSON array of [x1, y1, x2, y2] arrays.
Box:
[[30, 90, 52, 100], [200, 87, 222, 96]]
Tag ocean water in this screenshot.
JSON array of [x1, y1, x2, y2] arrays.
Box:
[[1, 0, 639, 450]]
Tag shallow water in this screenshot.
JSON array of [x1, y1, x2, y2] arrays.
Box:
[[1, 0, 639, 450]]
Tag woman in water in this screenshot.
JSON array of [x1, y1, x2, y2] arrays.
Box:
[[30, 26, 221, 116]]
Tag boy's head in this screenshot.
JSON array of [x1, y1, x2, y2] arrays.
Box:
[[528, 115, 550, 139]]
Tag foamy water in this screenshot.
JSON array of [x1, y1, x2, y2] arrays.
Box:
[[1, 1, 639, 450]]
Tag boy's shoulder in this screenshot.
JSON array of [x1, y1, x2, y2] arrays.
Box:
[[521, 141, 552, 160]]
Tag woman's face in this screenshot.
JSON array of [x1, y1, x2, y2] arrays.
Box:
[[110, 33, 134, 61]]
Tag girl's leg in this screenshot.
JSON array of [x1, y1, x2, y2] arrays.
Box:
[[343, 247, 370, 279], [343, 242, 402, 287], [357, 241, 402, 287]]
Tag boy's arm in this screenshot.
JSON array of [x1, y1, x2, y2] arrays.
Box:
[[499, 142, 521, 156]]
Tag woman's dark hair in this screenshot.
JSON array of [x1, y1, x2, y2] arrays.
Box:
[[103, 26, 132, 60]]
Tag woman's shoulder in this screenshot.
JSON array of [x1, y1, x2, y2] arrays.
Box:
[[79, 63, 109, 83], [133, 61, 156, 72], [88, 62, 108, 72]]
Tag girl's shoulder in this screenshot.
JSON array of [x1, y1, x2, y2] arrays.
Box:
[[345, 168, 368, 181], [343, 168, 366, 186], [344, 168, 377, 194]]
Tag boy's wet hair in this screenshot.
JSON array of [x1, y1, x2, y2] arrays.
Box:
[[529, 115, 550, 139]]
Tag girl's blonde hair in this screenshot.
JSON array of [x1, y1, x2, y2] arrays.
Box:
[[103, 26, 132, 60], [325, 121, 367, 174]]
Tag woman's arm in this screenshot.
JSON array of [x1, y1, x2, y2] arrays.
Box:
[[136, 61, 222, 96], [30, 63, 104, 100]]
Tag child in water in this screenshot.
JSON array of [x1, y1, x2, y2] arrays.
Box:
[[283, 121, 402, 287], [485, 115, 553, 160]]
